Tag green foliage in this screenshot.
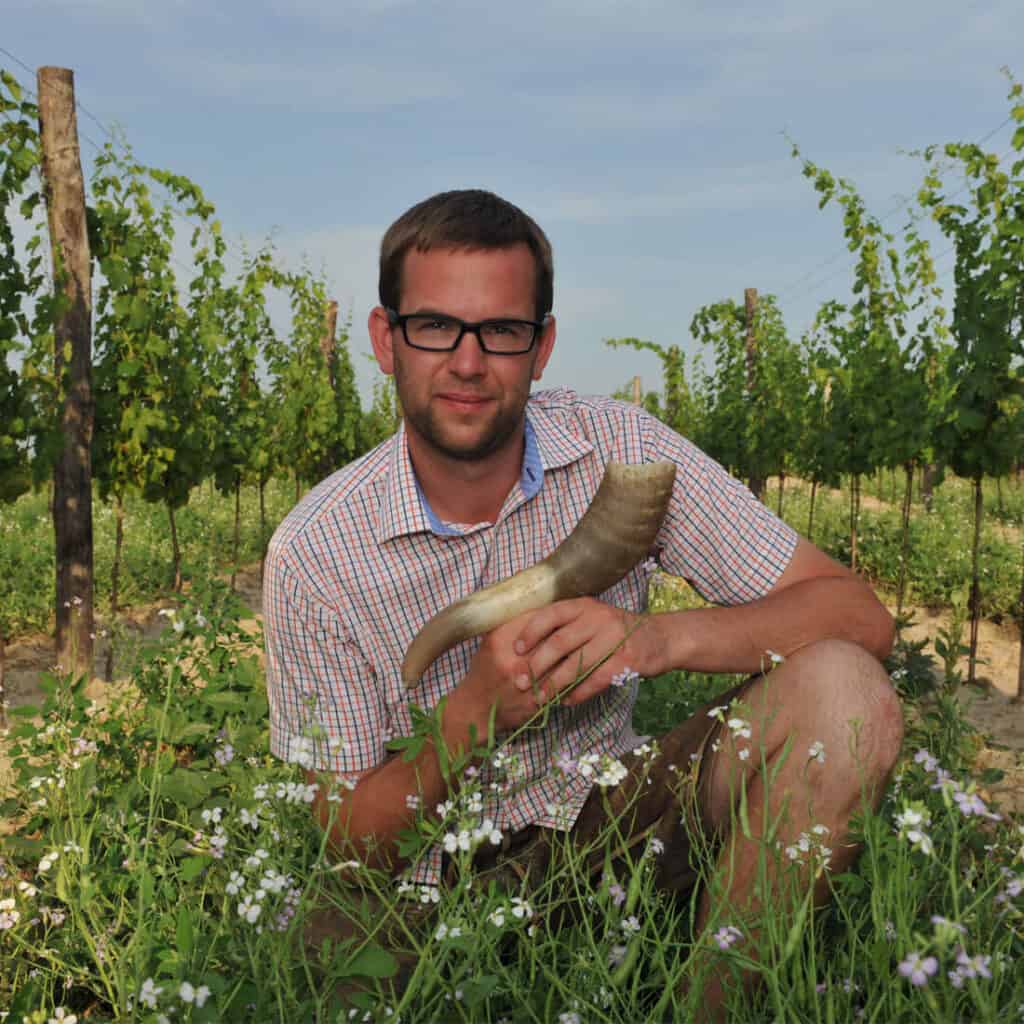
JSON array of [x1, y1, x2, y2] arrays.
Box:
[[778, 478, 1022, 618], [918, 75, 1024, 484], [359, 373, 401, 450], [604, 337, 704, 438], [3, 575, 1023, 1022], [793, 150, 948, 484], [688, 295, 803, 489], [0, 70, 58, 508], [202, 245, 281, 498], [90, 141, 220, 515], [0, 478, 295, 648], [266, 274, 363, 487]]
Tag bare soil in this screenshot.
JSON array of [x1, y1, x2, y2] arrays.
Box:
[[1, 564, 264, 714]]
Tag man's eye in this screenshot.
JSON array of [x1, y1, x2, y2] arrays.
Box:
[[422, 318, 453, 331]]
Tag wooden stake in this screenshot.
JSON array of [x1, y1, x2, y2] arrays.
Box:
[[631, 375, 641, 405], [1016, 532, 1024, 702], [744, 287, 764, 500], [37, 66, 94, 678], [321, 299, 339, 393], [968, 476, 983, 686]]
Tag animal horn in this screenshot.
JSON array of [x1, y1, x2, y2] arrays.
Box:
[[401, 460, 676, 688]]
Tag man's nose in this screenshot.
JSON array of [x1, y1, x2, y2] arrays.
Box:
[[447, 327, 488, 375]]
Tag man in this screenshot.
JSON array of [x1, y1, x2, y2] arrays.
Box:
[[264, 189, 902, 1015]]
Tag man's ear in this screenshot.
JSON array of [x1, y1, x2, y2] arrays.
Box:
[[368, 306, 396, 375], [532, 314, 556, 381]]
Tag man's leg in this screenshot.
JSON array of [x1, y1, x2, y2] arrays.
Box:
[[692, 638, 904, 1018]]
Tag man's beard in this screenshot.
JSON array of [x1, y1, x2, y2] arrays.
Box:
[[402, 397, 524, 462]]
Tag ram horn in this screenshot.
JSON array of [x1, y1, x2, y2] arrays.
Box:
[[401, 460, 677, 688]]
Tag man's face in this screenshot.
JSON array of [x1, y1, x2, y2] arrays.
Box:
[[372, 244, 555, 464]]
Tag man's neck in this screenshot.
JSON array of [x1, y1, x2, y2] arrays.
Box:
[[408, 432, 526, 526]]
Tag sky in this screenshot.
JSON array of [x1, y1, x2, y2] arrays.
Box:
[[3, 0, 1022, 405]]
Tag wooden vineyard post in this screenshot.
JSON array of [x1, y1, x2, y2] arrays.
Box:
[[631, 375, 641, 405], [319, 298, 341, 475], [37, 66, 95, 678], [320, 299, 339, 393], [744, 287, 764, 501], [1016, 534, 1024, 702]]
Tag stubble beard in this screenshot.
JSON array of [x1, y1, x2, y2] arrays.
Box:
[[404, 396, 525, 462], [394, 364, 529, 463]]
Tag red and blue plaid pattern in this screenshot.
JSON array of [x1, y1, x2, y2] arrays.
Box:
[[264, 388, 797, 882]]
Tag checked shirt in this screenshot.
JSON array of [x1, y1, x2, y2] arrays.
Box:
[[264, 387, 798, 884]]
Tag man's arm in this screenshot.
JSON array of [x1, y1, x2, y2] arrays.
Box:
[[653, 536, 894, 672], [304, 692, 481, 873], [306, 615, 551, 874], [511, 537, 894, 707]]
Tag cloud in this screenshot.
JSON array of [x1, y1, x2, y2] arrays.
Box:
[[530, 161, 805, 226], [165, 55, 459, 111]]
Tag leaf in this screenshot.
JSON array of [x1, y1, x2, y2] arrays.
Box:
[[2, 835, 44, 858], [460, 974, 500, 1008], [5, 977, 43, 1022], [834, 871, 867, 896], [202, 691, 246, 713], [176, 904, 195, 958], [8, 703, 41, 717], [139, 867, 155, 909], [169, 721, 214, 745], [160, 767, 213, 807], [335, 944, 399, 980], [179, 855, 209, 882]]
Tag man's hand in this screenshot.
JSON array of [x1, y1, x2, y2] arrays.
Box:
[[511, 597, 667, 707], [453, 614, 554, 734]]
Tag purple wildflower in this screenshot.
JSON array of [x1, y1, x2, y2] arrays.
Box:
[[955, 949, 991, 980], [713, 924, 743, 951], [898, 952, 938, 987], [610, 667, 641, 688]]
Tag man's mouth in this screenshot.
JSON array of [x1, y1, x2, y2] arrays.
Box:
[[438, 394, 490, 409]]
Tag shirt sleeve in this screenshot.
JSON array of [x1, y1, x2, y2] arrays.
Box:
[[264, 546, 388, 775], [640, 412, 798, 605]]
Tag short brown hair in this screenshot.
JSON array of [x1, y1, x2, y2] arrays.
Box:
[[378, 189, 554, 320]]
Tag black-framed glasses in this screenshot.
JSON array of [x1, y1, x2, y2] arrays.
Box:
[[386, 308, 547, 355]]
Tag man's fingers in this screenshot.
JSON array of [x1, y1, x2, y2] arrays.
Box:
[[534, 642, 614, 704], [514, 599, 585, 655], [526, 621, 598, 683]]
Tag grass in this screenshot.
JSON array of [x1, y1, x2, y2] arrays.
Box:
[[1, 471, 1022, 1020], [0, 478, 295, 642], [768, 476, 1023, 619], [4, 468, 1021, 654], [1, 572, 1022, 1022]]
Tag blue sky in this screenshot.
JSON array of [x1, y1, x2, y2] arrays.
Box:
[[3, 1, 1022, 404]]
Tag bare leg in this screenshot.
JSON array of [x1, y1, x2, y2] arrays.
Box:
[[689, 639, 904, 1020]]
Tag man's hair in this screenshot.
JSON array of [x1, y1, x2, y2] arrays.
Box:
[[378, 189, 553, 320]]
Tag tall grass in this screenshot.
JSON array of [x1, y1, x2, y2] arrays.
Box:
[[1, 576, 1021, 1022], [0, 479, 295, 640]]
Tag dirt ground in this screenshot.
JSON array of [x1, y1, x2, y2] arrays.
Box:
[[1, 563, 265, 721], [4, 565, 1023, 814]]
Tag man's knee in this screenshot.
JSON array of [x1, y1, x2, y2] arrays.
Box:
[[782, 638, 904, 780]]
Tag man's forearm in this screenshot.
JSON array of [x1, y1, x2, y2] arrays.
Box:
[[653, 575, 894, 677], [307, 690, 488, 874]]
